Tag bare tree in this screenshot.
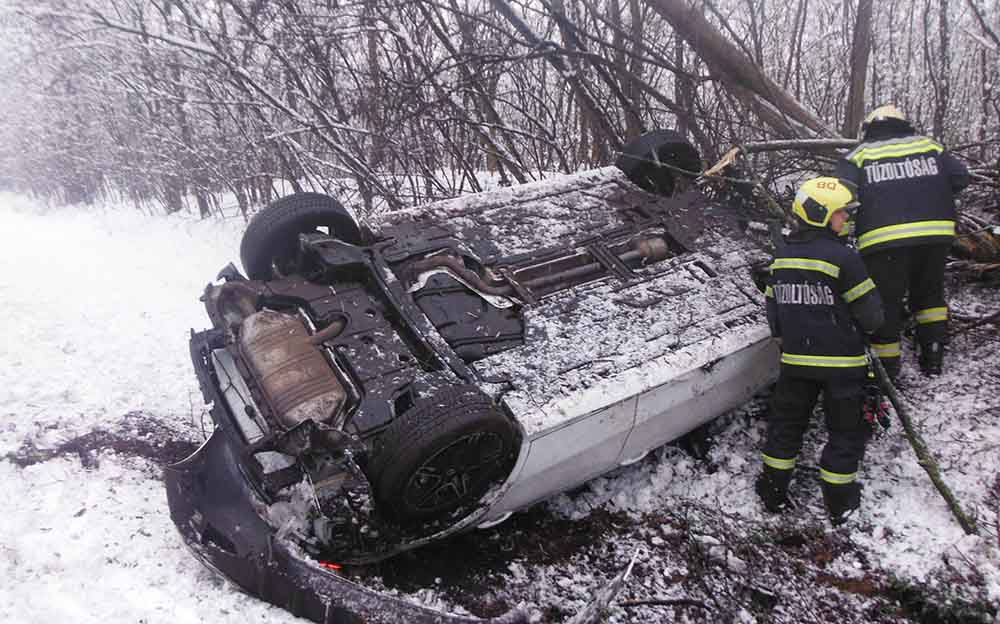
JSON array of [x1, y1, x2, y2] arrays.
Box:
[[843, 0, 873, 137], [0, 0, 995, 213]]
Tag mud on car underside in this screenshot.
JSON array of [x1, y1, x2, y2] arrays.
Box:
[[166, 130, 777, 622]]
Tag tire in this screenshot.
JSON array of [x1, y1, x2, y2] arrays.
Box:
[[369, 385, 519, 525], [240, 192, 362, 280], [615, 129, 701, 196]]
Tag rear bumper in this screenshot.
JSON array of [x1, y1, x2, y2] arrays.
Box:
[[165, 429, 527, 624], [173, 330, 527, 623]]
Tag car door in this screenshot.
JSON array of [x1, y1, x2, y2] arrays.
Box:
[[620, 337, 777, 462], [485, 394, 637, 515]]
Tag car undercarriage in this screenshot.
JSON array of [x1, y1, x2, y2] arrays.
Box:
[[167, 130, 779, 622]]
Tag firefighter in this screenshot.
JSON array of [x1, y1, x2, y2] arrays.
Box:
[[757, 177, 884, 526], [835, 105, 970, 378]]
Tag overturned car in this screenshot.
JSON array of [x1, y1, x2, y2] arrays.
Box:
[[166, 131, 779, 622]]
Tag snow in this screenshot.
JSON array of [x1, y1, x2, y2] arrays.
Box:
[[0, 196, 297, 623], [0, 456, 281, 622], [383, 165, 775, 436], [0, 196, 247, 449], [2, 192, 999, 622], [383, 167, 632, 258]]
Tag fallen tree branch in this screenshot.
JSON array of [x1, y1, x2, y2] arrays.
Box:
[[618, 598, 712, 610], [868, 353, 979, 535], [641, 0, 835, 138], [949, 309, 1000, 337], [741, 139, 858, 153], [946, 260, 1000, 281]]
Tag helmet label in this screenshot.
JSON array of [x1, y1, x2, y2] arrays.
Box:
[[864, 156, 938, 184], [773, 282, 835, 306]]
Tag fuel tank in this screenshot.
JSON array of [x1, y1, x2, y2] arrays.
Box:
[[239, 310, 346, 428]]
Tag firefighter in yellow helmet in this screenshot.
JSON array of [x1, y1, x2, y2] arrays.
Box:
[[758, 177, 884, 525], [835, 105, 970, 378]]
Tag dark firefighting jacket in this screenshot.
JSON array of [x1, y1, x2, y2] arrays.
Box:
[[835, 132, 970, 255], [766, 229, 884, 379]]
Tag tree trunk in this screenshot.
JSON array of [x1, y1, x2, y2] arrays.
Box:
[[610, 0, 644, 140], [843, 0, 873, 137], [673, 35, 697, 140], [933, 0, 951, 138], [628, 0, 646, 138], [164, 181, 184, 214]]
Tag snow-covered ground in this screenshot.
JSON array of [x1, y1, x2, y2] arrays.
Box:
[[2, 193, 998, 623], [0, 195, 299, 622]]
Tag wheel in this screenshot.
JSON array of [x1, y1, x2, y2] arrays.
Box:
[[240, 192, 362, 280], [369, 385, 519, 525], [615, 129, 701, 196]]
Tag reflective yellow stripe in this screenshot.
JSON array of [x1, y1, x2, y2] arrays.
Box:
[[846, 136, 939, 160], [857, 220, 955, 251], [871, 342, 902, 358], [850, 143, 941, 164], [762, 453, 796, 471], [842, 278, 875, 303], [915, 306, 948, 324], [780, 352, 868, 368], [858, 137, 942, 155], [820, 468, 858, 485], [770, 258, 840, 279], [848, 138, 942, 166], [765, 285, 774, 298]]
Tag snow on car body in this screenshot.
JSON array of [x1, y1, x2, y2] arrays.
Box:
[[166, 132, 778, 623], [376, 166, 777, 526]]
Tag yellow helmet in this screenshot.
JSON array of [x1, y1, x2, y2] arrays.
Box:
[[792, 177, 859, 228], [860, 104, 907, 136]]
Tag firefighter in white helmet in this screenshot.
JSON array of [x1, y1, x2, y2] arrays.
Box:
[[758, 177, 884, 525], [835, 105, 970, 378]]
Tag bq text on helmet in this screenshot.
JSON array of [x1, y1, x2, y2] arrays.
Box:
[[791, 177, 860, 228]]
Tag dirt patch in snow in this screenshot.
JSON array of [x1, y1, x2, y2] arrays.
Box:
[[6, 411, 197, 470], [349, 506, 627, 617]]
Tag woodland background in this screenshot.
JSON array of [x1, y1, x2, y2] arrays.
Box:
[[2, 3, 1000, 622], [0, 0, 997, 217]]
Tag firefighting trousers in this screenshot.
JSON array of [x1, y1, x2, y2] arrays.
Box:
[[863, 244, 949, 364], [761, 374, 867, 485]]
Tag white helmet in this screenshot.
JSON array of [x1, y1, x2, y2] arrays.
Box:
[[860, 104, 908, 137]]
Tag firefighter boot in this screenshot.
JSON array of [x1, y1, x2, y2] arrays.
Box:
[[755, 466, 793, 513], [919, 342, 944, 376], [821, 481, 862, 526]]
